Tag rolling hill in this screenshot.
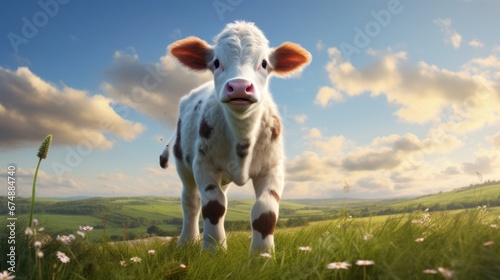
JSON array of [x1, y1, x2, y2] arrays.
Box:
[[1, 183, 498, 240]]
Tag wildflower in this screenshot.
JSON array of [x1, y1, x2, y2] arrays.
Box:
[[25, 227, 33, 236], [120, 260, 127, 267], [57, 234, 75, 244], [415, 237, 425, 243], [438, 267, 454, 279], [260, 253, 271, 258], [32, 219, 39, 226], [363, 234, 373, 241], [490, 224, 498, 229], [148, 249, 156, 255], [38, 227, 44, 232], [327, 262, 351, 270], [424, 208, 429, 212], [79, 225, 93, 231], [77, 231, 85, 238], [56, 251, 70, 264], [130, 256, 142, 263], [483, 241, 494, 246], [299, 246, 312, 251], [356, 260, 375, 266], [180, 264, 187, 269], [34, 241, 42, 248], [0, 270, 15, 280], [37, 251, 44, 258], [423, 269, 437, 274], [424, 213, 431, 220]]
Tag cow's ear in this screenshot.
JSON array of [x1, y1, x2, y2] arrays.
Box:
[[169, 37, 213, 71], [270, 42, 311, 78]]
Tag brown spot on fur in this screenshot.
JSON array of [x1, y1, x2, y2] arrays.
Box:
[[270, 190, 280, 202], [199, 118, 213, 139], [236, 141, 250, 158], [252, 212, 276, 239], [173, 119, 183, 160], [194, 100, 202, 112], [271, 115, 281, 141], [202, 200, 226, 225]]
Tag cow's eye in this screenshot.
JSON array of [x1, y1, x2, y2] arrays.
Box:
[[261, 59, 267, 69], [214, 59, 220, 69]]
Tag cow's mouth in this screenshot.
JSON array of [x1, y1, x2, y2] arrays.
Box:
[[222, 97, 256, 106], [227, 98, 254, 105]]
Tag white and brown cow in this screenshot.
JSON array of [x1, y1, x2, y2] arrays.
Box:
[[160, 21, 311, 252]]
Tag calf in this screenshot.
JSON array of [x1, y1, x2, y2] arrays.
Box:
[[160, 21, 311, 252]]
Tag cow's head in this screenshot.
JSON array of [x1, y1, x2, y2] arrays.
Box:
[[169, 21, 311, 116]]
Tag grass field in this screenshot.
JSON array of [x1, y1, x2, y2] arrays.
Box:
[[0, 184, 498, 244], [2, 208, 499, 279], [1, 183, 499, 278]]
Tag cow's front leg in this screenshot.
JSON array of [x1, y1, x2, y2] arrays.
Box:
[[177, 165, 201, 246], [250, 165, 284, 253], [194, 165, 228, 250]]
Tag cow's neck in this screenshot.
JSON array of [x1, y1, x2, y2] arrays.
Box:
[[221, 104, 266, 186], [223, 107, 263, 141]]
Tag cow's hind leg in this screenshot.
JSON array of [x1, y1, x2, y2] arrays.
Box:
[[177, 165, 201, 246], [250, 166, 284, 253]]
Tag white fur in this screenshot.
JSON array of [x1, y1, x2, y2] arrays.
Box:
[[160, 21, 310, 253]]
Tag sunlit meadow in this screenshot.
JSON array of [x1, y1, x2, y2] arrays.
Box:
[[1, 207, 499, 279]]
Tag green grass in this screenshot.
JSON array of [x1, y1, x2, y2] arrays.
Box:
[[386, 184, 500, 209], [3, 208, 499, 279], [2, 183, 498, 238]]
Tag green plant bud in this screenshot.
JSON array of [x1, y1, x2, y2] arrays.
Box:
[[37, 134, 52, 159]]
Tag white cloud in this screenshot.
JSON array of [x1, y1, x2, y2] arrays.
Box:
[[294, 114, 308, 124], [314, 86, 343, 107], [322, 47, 500, 134], [305, 127, 323, 139], [434, 18, 462, 49], [96, 171, 128, 181], [469, 39, 484, 48], [0, 67, 145, 150], [295, 42, 500, 199], [450, 32, 463, 49], [316, 39, 325, 52], [488, 132, 500, 148], [281, 130, 473, 199], [0, 164, 186, 198], [464, 55, 500, 75], [309, 135, 347, 156], [171, 28, 182, 39], [102, 49, 211, 128], [0, 168, 85, 197], [462, 156, 493, 175]]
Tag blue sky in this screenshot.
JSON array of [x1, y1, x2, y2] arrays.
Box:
[[1, 0, 499, 199]]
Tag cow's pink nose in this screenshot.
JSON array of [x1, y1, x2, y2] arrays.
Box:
[[225, 79, 254, 96]]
